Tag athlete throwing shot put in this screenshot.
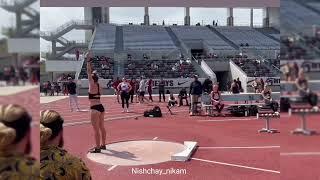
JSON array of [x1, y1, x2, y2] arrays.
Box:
[[86, 51, 107, 153]]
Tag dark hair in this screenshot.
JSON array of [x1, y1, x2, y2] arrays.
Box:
[[92, 73, 99, 83], [1, 105, 32, 144]]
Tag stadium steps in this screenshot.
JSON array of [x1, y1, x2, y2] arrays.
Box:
[[293, 0, 320, 15], [207, 27, 240, 50], [115, 26, 124, 53], [165, 27, 190, 57], [254, 28, 280, 43], [113, 53, 126, 77]]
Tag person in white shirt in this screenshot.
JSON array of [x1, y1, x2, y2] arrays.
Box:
[[117, 77, 132, 112]]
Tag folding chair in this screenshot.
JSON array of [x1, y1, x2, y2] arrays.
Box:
[[201, 93, 214, 116]]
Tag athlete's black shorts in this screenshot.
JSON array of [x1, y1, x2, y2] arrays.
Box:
[[90, 104, 105, 112]]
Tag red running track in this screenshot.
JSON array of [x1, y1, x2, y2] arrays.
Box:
[[279, 113, 320, 180], [41, 96, 281, 180], [0, 88, 40, 159]]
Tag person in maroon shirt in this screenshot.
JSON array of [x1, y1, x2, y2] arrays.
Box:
[[129, 78, 136, 103], [112, 77, 121, 103], [147, 78, 153, 102]]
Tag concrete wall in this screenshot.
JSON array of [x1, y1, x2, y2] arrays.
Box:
[[229, 60, 248, 92], [45, 60, 83, 72], [269, 7, 280, 29]]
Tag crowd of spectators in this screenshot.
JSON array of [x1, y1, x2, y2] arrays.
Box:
[[0, 56, 39, 86], [125, 58, 196, 79]]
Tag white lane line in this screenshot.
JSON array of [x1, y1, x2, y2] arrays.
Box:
[[192, 158, 280, 174], [199, 146, 280, 149], [153, 137, 158, 140], [198, 118, 256, 122], [64, 115, 141, 127], [108, 165, 118, 171], [281, 152, 320, 156], [63, 109, 188, 127]]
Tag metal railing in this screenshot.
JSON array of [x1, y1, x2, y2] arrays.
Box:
[[40, 20, 93, 38]]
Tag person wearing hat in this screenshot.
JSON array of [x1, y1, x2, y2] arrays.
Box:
[[189, 75, 203, 116], [0, 104, 39, 179], [67, 77, 80, 112], [40, 110, 91, 179]]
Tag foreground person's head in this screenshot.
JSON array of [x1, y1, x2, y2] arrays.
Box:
[[0, 104, 32, 155], [0, 104, 39, 179], [40, 110, 92, 180], [40, 110, 64, 148]]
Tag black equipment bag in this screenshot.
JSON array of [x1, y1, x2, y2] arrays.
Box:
[[248, 105, 258, 116], [230, 105, 247, 117], [280, 97, 291, 112], [144, 106, 162, 117]]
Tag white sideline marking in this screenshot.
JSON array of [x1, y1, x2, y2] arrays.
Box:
[[192, 158, 280, 174], [153, 137, 158, 140], [199, 146, 280, 149], [281, 152, 320, 156], [108, 165, 117, 171], [63, 109, 187, 127], [198, 118, 256, 122]]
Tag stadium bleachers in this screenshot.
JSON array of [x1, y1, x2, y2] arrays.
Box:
[[122, 25, 178, 51], [215, 27, 279, 50], [91, 24, 116, 53], [124, 60, 196, 79], [233, 58, 278, 77], [170, 26, 234, 50], [281, 0, 320, 35], [79, 56, 114, 79], [281, 37, 320, 60]]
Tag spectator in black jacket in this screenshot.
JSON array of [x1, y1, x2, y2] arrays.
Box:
[[189, 75, 202, 116], [202, 77, 213, 93]]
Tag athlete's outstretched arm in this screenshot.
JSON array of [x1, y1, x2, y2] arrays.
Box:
[[86, 51, 93, 75]]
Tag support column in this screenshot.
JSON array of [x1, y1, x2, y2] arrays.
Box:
[[144, 7, 150, 25], [227, 8, 234, 26], [250, 8, 254, 28], [103, 7, 110, 24], [184, 7, 190, 26], [263, 7, 270, 28], [52, 40, 56, 58], [16, 11, 22, 36]]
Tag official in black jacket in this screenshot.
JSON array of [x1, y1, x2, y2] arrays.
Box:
[[189, 75, 203, 116]]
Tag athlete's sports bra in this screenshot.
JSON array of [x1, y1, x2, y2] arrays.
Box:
[[88, 83, 101, 99]]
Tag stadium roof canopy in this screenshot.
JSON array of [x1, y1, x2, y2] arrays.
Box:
[[41, 0, 279, 8]]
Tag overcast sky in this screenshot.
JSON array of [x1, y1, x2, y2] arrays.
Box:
[[1, 6, 263, 52]]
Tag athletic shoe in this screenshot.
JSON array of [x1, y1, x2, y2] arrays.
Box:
[[126, 109, 130, 113], [122, 109, 126, 112], [100, 145, 106, 150], [88, 147, 101, 153]]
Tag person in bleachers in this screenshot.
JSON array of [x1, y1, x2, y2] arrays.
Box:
[[230, 79, 240, 94], [211, 83, 225, 116], [236, 78, 243, 92], [40, 110, 91, 179], [202, 77, 213, 93], [262, 84, 279, 113], [189, 75, 203, 116], [295, 70, 318, 109], [0, 104, 39, 179], [178, 87, 189, 106], [158, 77, 166, 102]]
